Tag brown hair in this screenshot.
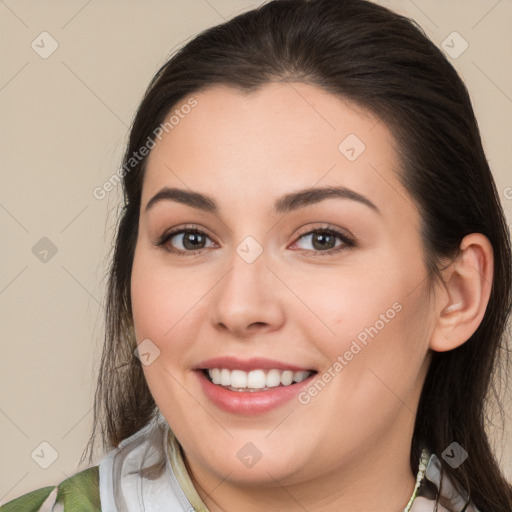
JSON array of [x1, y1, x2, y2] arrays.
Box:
[[83, 1, 512, 509]]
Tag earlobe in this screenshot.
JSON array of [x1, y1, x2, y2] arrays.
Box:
[[429, 233, 493, 352]]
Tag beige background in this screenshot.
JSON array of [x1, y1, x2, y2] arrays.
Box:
[[1, 0, 511, 504]]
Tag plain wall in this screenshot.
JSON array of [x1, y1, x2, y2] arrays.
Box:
[[1, 0, 511, 503]]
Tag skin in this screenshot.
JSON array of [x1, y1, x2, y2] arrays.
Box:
[[130, 82, 493, 512]]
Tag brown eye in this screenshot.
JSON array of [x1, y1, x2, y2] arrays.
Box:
[[172, 230, 209, 250], [291, 227, 356, 256], [156, 228, 215, 255], [300, 231, 339, 250]]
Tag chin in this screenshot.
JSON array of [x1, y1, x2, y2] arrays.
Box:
[[193, 437, 314, 487]]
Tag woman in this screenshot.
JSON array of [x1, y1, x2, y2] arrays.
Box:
[[4, 0, 511, 510]]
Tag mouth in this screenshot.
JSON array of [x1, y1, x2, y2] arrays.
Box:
[[194, 356, 318, 414], [201, 368, 317, 392]]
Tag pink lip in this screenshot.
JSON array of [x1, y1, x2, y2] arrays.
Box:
[[195, 356, 313, 372], [195, 368, 316, 416]]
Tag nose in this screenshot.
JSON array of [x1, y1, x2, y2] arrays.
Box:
[[209, 249, 286, 338]]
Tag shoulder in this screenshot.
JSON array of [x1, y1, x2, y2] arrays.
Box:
[[1, 465, 100, 511]]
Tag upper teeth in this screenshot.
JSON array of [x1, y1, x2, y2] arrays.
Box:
[[207, 368, 312, 389]]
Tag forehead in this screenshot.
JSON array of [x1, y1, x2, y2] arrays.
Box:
[[142, 82, 413, 220]]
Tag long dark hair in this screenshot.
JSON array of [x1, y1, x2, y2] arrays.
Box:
[[82, 0, 512, 509]]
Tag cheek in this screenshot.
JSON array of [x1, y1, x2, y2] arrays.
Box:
[[130, 249, 201, 343], [130, 264, 166, 342], [329, 283, 431, 417], [293, 261, 410, 355], [130, 249, 221, 391], [297, 253, 431, 403], [130, 253, 197, 408]]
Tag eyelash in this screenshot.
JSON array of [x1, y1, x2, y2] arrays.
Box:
[[154, 223, 357, 257]]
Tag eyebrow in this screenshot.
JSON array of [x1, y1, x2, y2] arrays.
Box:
[[145, 185, 380, 215]]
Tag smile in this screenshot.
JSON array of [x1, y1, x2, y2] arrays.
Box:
[[195, 365, 317, 415], [204, 368, 314, 391]]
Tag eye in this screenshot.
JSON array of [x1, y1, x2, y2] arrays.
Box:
[[290, 226, 356, 256], [154, 224, 356, 256], [155, 225, 216, 255]]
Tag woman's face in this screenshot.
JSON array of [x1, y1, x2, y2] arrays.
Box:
[[131, 82, 435, 492]]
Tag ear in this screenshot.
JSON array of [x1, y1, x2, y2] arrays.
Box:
[[429, 233, 494, 352]]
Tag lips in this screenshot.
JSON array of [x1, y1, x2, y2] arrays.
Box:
[[196, 356, 314, 372], [194, 356, 317, 415]]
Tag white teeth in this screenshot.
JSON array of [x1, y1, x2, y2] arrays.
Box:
[[206, 368, 313, 390], [247, 370, 266, 389], [220, 369, 231, 386], [293, 370, 310, 383], [266, 369, 281, 388], [210, 368, 221, 384], [280, 370, 294, 386], [230, 370, 247, 388]]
